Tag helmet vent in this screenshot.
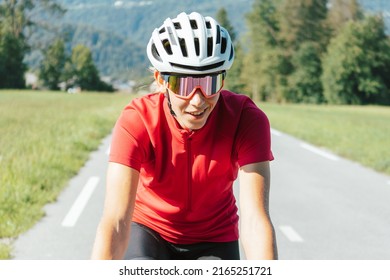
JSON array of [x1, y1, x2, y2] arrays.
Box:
[[194, 38, 200, 56], [151, 43, 162, 62], [190, 20, 198, 29], [159, 27, 166, 34], [179, 38, 188, 57], [221, 37, 227, 54], [207, 37, 213, 57], [174, 22, 182, 29], [216, 25, 221, 44], [162, 39, 173, 55], [205, 21, 211, 29], [229, 45, 234, 61]]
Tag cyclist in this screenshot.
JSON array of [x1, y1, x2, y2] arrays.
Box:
[[91, 12, 278, 260]]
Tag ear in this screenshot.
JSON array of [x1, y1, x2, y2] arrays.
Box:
[[153, 70, 167, 93], [154, 71, 165, 87]]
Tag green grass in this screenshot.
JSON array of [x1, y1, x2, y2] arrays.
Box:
[[0, 90, 133, 259], [259, 103, 390, 175], [0, 242, 11, 260]]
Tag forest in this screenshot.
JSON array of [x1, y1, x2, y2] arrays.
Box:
[[1, 0, 390, 104]]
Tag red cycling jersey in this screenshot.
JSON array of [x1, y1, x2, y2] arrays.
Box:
[[109, 90, 274, 244]]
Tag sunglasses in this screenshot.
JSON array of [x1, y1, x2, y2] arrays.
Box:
[[161, 71, 226, 99]]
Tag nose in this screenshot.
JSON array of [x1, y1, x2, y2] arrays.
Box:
[[189, 88, 206, 107]]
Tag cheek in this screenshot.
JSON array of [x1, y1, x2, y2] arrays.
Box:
[[208, 94, 220, 108], [170, 97, 187, 112]]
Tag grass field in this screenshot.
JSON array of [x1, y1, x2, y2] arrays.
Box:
[[0, 90, 132, 259], [259, 103, 390, 175], [0, 90, 389, 259]]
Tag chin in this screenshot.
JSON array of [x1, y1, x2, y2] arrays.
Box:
[[189, 122, 207, 130]]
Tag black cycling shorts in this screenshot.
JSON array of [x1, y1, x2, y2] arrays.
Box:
[[124, 222, 240, 260]]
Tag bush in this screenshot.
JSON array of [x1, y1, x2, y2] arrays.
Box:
[[322, 16, 390, 105]]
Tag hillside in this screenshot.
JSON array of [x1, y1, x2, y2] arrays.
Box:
[[28, 0, 390, 81], [57, 0, 390, 45], [58, 0, 253, 44]]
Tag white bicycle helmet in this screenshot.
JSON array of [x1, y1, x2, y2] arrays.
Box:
[[147, 12, 234, 74]]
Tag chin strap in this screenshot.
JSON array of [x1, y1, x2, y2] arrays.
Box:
[[165, 90, 176, 117]]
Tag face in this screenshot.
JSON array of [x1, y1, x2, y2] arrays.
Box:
[[156, 71, 223, 131], [167, 88, 220, 131]]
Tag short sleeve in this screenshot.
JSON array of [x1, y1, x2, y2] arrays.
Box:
[[109, 106, 149, 171], [235, 101, 274, 167]]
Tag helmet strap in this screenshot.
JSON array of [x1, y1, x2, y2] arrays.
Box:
[[165, 89, 176, 117]]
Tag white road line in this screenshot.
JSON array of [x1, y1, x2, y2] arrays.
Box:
[[300, 143, 339, 161], [271, 128, 282, 136], [279, 225, 304, 242], [62, 176, 100, 227]]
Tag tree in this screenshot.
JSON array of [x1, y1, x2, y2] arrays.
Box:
[[65, 45, 113, 92], [254, 47, 291, 102], [276, 0, 330, 103], [278, 0, 329, 52], [0, 0, 64, 37], [322, 16, 390, 105], [224, 42, 245, 94], [242, 0, 283, 101], [0, 0, 64, 89], [286, 42, 324, 103], [39, 38, 67, 90], [216, 8, 244, 93], [0, 1, 29, 88], [327, 0, 364, 35], [0, 29, 27, 88]]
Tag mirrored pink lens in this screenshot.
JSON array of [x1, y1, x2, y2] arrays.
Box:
[[165, 72, 224, 98]]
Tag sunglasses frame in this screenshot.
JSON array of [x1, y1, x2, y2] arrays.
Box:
[[161, 71, 226, 100]]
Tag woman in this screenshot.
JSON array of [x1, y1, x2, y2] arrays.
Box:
[[91, 11, 278, 260]]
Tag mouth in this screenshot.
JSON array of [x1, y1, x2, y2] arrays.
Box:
[[186, 108, 207, 117]]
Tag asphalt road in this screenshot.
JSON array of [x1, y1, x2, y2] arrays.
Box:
[[12, 129, 390, 260]]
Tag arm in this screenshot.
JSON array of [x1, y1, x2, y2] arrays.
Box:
[[239, 161, 278, 260], [91, 162, 139, 259]]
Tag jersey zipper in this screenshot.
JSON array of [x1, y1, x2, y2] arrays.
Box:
[[186, 136, 193, 212]]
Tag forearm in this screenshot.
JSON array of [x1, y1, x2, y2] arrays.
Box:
[[240, 218, 278, 260], [91, 218, 131, 260], [91, 163, 138, 260], [238, 162, 277, 260]]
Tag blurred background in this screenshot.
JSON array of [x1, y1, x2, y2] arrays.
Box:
[[1, 0, 389, 100], [1, 0, 389, 260]]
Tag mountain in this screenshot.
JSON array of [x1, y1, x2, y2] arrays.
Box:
[[27, 0, 253, 81], [28, 0, 390, 81], [58, 0, 253, 44]]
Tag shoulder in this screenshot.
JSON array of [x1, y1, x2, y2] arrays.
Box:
[[219, 90, 252, 105], [119, 93, 165, 122], [110, 94, 164, 169], [115, 92, 165, 136], [127, 92, 164, 113], [218, 90, 267, 120]]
